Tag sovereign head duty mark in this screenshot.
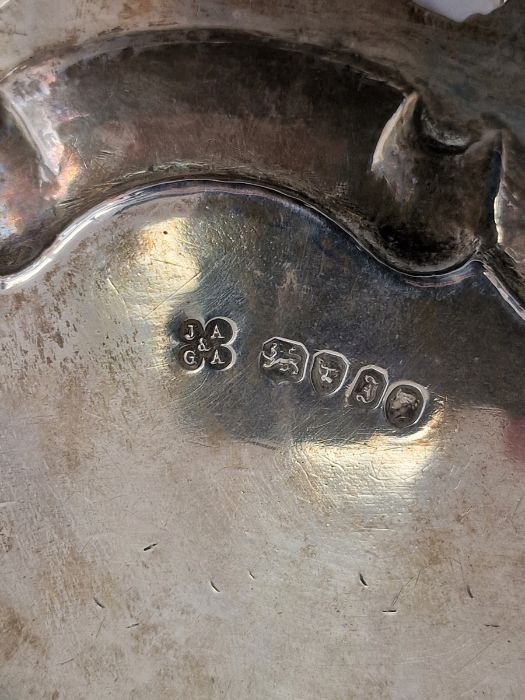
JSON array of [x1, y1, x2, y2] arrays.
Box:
[[173, 318, 428, 429], [259, 338, 426, 428]]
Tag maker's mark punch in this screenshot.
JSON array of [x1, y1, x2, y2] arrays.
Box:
[[176, 317, 237, 371]]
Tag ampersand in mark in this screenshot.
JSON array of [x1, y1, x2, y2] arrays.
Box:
[[176, 317, 237, 371]]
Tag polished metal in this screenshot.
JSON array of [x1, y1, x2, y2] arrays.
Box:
[[1, 179, 525, 697], [2, 2, 525, 698]]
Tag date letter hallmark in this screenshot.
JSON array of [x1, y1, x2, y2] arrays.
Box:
[[257, 336, 428, 429], [346, 366, 388, 409], [260, 337, 309, 384], [176, 317, 237, 371], [173, 321, 430, 430]]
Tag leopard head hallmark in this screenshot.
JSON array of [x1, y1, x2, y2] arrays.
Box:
[[171, 316, 430, 431]]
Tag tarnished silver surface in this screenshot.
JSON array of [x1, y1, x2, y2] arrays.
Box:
[[1, 180, 525, 697], [1, 15, 525, 308], [2, 1, 525, 698]]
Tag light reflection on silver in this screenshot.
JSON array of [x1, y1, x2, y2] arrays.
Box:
[[1, 180, 525, 696]]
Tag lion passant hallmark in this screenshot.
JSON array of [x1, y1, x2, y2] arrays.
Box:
[[173, 318, 428, 429]]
